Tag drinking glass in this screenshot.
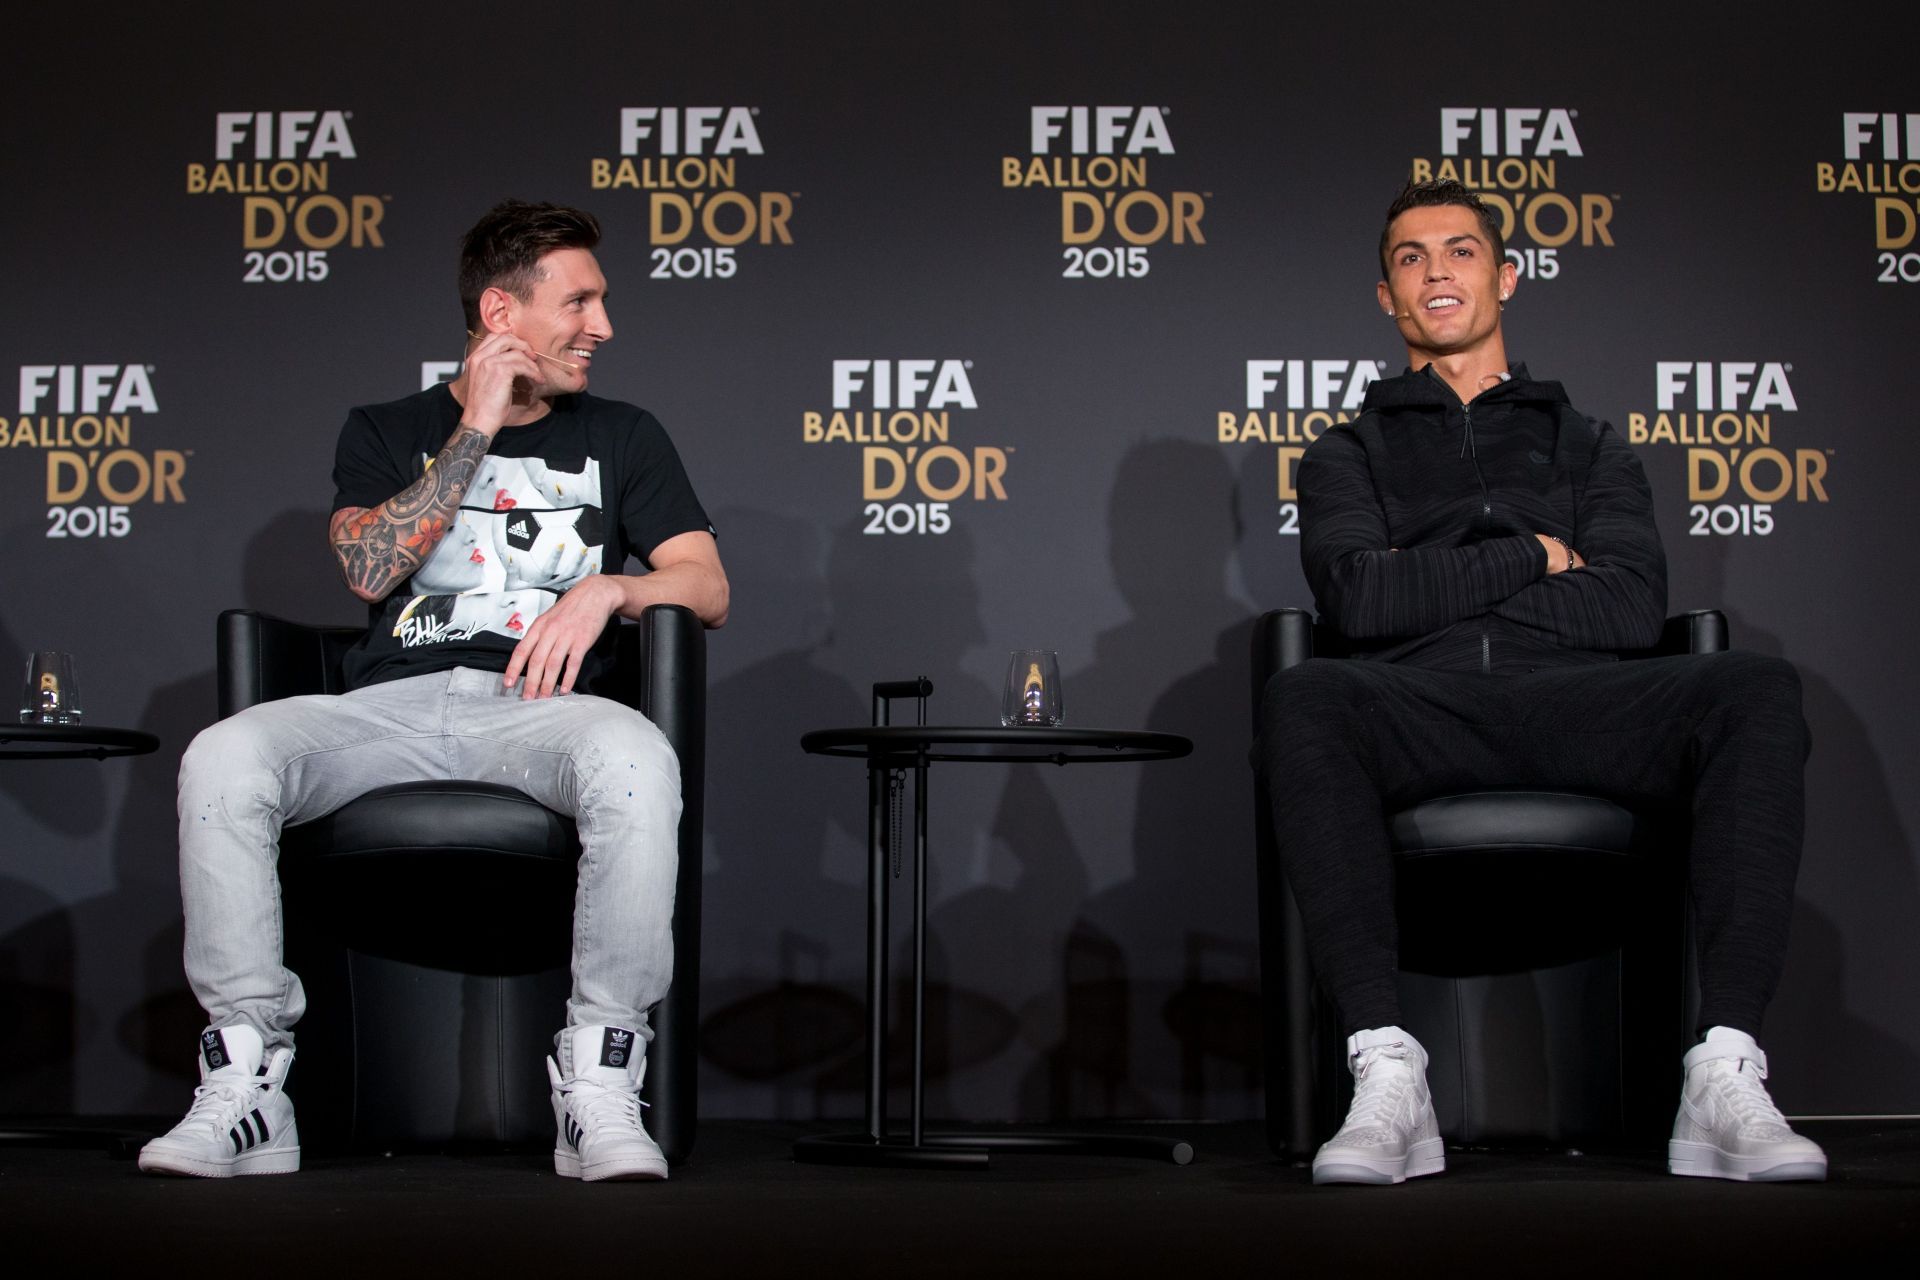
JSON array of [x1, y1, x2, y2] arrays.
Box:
[[1000, 650, 1063, 727], [20, 651, 81, 724]]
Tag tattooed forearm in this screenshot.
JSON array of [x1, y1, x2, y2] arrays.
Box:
[[388, 427, 485, 520], [330, 425, 491, 601]]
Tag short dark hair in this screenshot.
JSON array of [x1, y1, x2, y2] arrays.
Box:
[[1378, 178, 1504, 277], [459, 200, 602, 330]]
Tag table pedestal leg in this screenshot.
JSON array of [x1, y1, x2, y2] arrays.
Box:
[[865, 759, 888, 1143]]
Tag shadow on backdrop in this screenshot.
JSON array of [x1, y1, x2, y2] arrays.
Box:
[[697, 508, 870, 1118], [0, 558, 109, 1114], [1677, 536, 1920, 1112], [1025, 440, 1262, 1120], [703, 513, 1059, 1120]]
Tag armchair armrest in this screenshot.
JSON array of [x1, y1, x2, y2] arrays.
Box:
[[1249, 608, 1316, 732], [616, 603, 706, 768], [218, 610, 363, 717], [1651, 608, 1727, 658], [1253, 608, 1730, 703], [613, 601, 706, 1166], [1614, 609, 1729, 660]]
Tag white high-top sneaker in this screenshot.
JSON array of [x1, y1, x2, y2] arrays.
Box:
[[549, 1024, 667, 1182], [1312, 1025, 1445, 1185], [1668, 1026, 1827, 1181], [138, 1024, 300, 1177]]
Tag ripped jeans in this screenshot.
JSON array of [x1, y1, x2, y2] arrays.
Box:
[[175, 667, 680, 1054]]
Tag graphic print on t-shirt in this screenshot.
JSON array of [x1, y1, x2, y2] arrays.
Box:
[[391, 455, 605, 649]]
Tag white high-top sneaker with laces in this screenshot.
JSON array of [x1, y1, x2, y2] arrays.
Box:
[[549, 1023, 668, 1182], [1668, 1026, 1827, 1181], [138, 1024, 299, 1177], [1312, 1025, 1445, 1185]]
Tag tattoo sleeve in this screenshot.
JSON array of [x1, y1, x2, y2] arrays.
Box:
[[329, 424, 491, 600]]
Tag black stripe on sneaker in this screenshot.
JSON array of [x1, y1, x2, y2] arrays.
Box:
[[238, 1116, 256, 1147], [230, 1129, 244, 1155], [253, 1109, 269, 1142]]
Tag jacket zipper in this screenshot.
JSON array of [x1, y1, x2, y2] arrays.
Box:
[[1462, 402, 1492, 519], [1462, 400, 1494, 675]]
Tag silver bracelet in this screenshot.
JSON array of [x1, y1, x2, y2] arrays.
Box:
[[1550, 536, 1575, 571]]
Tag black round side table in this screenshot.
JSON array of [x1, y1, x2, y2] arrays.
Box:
[[0, 723, 160, 761]]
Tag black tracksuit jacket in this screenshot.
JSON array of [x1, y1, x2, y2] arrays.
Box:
[[1297, 363, 1668, 673]]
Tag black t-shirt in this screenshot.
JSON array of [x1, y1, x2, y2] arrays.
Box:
[[330, 384, 712, 691]]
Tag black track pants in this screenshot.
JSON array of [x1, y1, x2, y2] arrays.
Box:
[[1258, 651, 1809, 1038]]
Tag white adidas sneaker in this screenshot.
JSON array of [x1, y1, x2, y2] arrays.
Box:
[[1668, 1026, 1828, 1182], [549, 1024, 667, 1182], [1312, 1025, 1446, 1185], [138, 1025, 300, 1177]]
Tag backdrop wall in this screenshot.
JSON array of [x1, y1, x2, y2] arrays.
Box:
[[4, 2, 1915, 1121]]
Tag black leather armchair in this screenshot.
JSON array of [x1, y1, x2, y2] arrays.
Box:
[[1252, 608, 1720, 1158], [216, 604, 704, 1162]]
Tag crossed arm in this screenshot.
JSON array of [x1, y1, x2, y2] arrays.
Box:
[[1300, 424, 1665, 650], [1489, 431, 1666, 650]]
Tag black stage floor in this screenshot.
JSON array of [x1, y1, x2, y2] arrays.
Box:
[[4, 1119, 1914, 1274]]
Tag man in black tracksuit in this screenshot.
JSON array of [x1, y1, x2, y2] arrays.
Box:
[[1259, 178, 1825, 1185]]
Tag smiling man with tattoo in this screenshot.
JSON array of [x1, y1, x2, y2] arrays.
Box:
[[140, 201, 727, 1182]]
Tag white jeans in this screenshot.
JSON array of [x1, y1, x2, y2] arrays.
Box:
[[176, 667, 680, 1054]]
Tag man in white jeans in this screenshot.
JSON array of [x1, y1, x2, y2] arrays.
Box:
[[140, 200, 728, 1182]]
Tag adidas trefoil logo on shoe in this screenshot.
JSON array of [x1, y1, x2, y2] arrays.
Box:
[[200, 1028, 230, 1072], [604, 1026, 633, 1069]]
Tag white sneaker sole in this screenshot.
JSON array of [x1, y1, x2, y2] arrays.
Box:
[[554, 1147, 668, 1182], [137, 1145, 301, 1178], [1313, 1136, 1445, 1185], [1667, 1139, 1827, 1182]]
